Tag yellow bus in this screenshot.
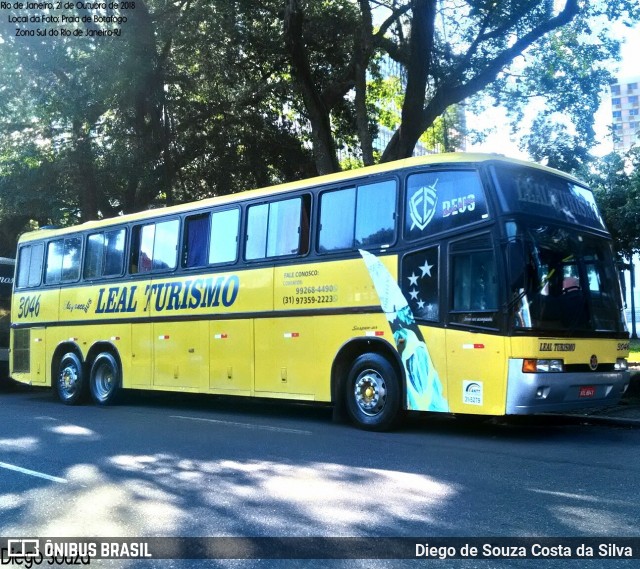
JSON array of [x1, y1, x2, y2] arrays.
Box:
[[10, 153, 631, 430]]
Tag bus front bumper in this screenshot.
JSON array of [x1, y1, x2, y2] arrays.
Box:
[[505, 359, 630, 415]]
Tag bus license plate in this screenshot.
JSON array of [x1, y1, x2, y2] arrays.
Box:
[[579, 386, 596, 398]]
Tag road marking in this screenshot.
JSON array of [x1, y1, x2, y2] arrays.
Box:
[[0, 461, 67, 484], [170, 415, 312, 435]]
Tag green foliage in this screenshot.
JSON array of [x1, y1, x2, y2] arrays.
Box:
[[590, 150, 640, 259], [521, 119, 593, 176], [0, 0, 317, 249], [1, 0, 640, 255]]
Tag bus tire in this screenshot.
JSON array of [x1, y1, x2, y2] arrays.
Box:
[[56, 352, 86, 405], [89, 352, 121, 405], [345, 353, 400, 431]]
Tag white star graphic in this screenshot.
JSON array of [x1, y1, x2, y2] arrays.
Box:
[[407, 272, 419, 287], [417, 300, 425, 309], [409, 289, 419, 300], [419, 259, 433, 277]]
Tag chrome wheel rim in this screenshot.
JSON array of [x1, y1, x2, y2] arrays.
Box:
[[59, 362, 79, 400], [354, 368, 387, 416]]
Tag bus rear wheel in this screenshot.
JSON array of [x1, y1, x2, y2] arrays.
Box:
[[56, 352, 85, 405], [345, 353, 400, 431], [89, 352, 121, 405]]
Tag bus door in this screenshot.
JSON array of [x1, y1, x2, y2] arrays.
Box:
[[445, 236, 507, 415]]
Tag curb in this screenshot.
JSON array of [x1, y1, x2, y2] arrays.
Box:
[[567, 414, 640, 427]]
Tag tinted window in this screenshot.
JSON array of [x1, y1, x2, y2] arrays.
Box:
[[84, 229, 126, 279], [131, 219, 179, 273], [319, 180, 396, 252], [452, 251, 497, 311], [405, 170, 488, 240], [492, 165, 606, 231], [104, 230, 126, 276], [45, 240, 64, 284], [84, 234, 104, 279], [449, 235, 498, 328], [46, 237, 81, 284], [319, 188, 356, 252]]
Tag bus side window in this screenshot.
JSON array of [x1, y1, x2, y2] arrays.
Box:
[[319, 180, 396, 252], [17, 243, 44, 289], [184, 214, 210, 268], [130, 220, 179, 273], [84, 234, 105, 279], [46, 240, 64, 284], [86, 229, 125, 279], [104, 229, 126, 276], [61, 237, 82, 282], [45, 237, 81, 284], [355, 180, 396, 248], [318, 188, 356, 252], [209, 208, 240, 264], [246, 196, 308, 260], [449, 236, 498, 327], [297, 195, 311, 256], [246, 204, 269, 260], [153, 220, 179, 271]]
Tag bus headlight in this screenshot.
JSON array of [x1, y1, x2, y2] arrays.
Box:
[[614, 358, 628, 371], [523, 359, 564, 373]]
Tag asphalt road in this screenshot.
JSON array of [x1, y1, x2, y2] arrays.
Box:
[[1, 382, 639, 568]]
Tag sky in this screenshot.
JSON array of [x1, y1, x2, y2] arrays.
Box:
[[469, 22, 640, 159]]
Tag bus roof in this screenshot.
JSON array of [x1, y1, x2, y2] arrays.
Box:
[[17, 152, 583, 243]]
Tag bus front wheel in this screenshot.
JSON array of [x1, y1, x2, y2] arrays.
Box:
[[89, 352, 121, 405], [56, 352, 85, 405], [345, 353, 400, 431]]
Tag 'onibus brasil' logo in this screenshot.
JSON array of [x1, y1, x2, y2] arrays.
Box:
[[409, 181, 438, 231]]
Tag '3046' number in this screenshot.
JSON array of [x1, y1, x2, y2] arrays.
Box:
[[17, 295, 41, 319]]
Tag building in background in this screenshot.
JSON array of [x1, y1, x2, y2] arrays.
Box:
[[610, 76, 640, 336], [611, 77, 640, 154]]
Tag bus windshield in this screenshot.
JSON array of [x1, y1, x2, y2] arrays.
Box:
[[506, 222, 627, 335], [492, 163, 606, 231]]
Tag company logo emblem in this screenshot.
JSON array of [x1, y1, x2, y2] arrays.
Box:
[[463, 380, 483, 406], [409, 181, 438, 231], [589, 354, 598, 371]]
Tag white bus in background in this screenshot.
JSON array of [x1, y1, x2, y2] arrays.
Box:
[[0, 257, 15, 381]]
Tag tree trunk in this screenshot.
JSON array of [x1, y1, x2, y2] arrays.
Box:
[[355, 0, 374, 166], [284, 0, 341, 174], [72, 119, 99, 222]]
